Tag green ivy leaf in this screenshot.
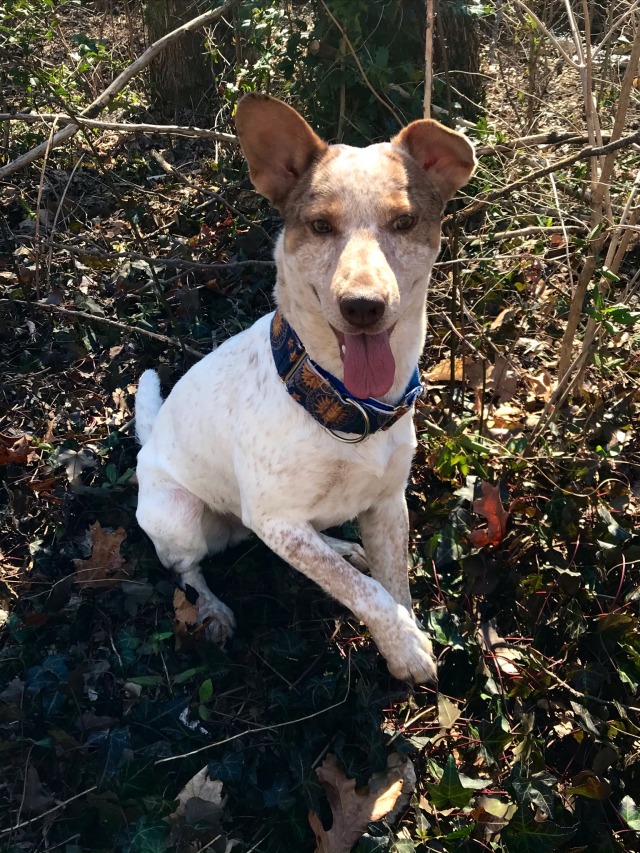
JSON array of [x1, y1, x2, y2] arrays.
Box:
[[427, 754, 475, 809], [620, 796, 640, 831], [502, 806, 577, 853], [509, 762, 557, 817], [480, 715, 513, 764]]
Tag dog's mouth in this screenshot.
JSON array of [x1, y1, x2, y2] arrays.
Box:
[[332, 327, 395, 399]]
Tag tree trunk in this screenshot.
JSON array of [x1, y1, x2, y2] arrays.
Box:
[[434, 1, 484, 120], [144, 0, 211, 116]]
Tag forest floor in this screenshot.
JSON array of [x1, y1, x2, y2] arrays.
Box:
[[1, 3, 639, 853]]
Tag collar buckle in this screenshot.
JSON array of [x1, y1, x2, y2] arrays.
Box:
[[320, 395, 371, 444]]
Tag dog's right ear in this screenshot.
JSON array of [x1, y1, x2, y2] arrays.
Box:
[[235, 94, 327, 208]]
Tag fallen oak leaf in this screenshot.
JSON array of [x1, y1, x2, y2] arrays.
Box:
[[309, 753, 404, 853], [0, 434, 32, 465], [73, 522, 132, 589], [469, 481, 510, 548], [173, 588, 209, 650]]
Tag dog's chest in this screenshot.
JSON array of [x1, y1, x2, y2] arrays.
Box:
[[241, 423, 415, 528]]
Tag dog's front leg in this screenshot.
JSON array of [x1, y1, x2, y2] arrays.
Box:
[[358, 491, 413, 613], [254, 518, 436, 683]]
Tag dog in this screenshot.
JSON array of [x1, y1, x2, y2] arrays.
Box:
[[135, 94, 475, 683]]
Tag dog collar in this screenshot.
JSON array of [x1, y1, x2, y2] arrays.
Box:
[[270, 310, 423, 443]]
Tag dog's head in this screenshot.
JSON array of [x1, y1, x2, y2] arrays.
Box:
[[235, 94, 476, 400]]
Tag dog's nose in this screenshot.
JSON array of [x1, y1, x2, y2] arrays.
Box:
[[339, 295, 385, 328]]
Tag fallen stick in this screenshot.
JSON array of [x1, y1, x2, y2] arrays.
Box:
[[0, 0, 240, 180]]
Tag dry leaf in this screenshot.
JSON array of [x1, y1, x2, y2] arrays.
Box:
[[438, 694, 461, 729], [478, 620, 523, 676], [167, 766, 240, 852], [425, 356, 473, 384], [525, 368, 554, 403], [374, 753, 416, 821], [0, 434, 32, 466], [173, 589, 207, 650], [309, 754, 404, 853], [566, 770, 612, 801], [469, 482, 510, 548], [170, 766, 226, 820], [490, 307, 518, 330], [73, 522, 131, 588], [471, 796, 516, 840], [485, 403, 524, 432]]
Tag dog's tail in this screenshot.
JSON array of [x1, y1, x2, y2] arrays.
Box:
[[135, 369, 163, 446]]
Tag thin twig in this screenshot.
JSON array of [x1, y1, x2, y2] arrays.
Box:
[[46, 152, 85, 274], [459, 224, 584, 243], [33, 119, 59, 297], [556, 12, 640, 381], [509, 0, 579, 69], [475, 130, 612, 157]]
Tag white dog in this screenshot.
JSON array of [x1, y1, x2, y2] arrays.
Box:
[[135, 94, 475, 682]]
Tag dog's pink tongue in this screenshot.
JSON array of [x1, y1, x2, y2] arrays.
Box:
[[343, 331, 395, 399]]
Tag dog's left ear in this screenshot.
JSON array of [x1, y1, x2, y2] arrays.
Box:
[[392, 119, 476, 202]]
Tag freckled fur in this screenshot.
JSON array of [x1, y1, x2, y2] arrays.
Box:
[[135, 95, 476, 683]]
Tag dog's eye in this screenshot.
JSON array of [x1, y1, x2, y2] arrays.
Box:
[[311, 219, 332, 234], [393, 214, 415, 231]]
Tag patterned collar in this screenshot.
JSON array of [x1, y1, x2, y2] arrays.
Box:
[[270, 309, 423, 443]]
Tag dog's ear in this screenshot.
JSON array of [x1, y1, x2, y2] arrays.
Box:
[[392, 120, 476, 202], [235, 94, 327, 207]]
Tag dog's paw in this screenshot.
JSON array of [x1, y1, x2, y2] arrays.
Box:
[[321, 535, 368, 572], [199, 598, 236, 647], [343, 543, 368, 572], [382, 608, 437, 684]]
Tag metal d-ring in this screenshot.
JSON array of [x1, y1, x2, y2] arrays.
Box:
[[322, 395, 371, 443]]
